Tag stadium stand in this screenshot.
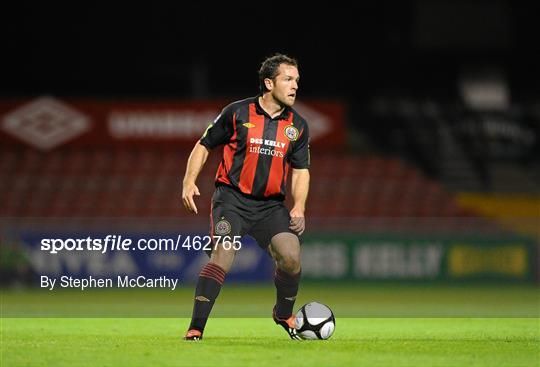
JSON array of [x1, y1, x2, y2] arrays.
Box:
[[1, 147, 506, 234], [1, 148, 449, 216], [362, 96, 539, 194]]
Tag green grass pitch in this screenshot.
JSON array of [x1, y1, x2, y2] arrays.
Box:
[[2, 318, 538, 367], [1, 284, 539, 366]]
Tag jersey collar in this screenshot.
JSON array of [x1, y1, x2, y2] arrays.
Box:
[[254, 95, 291, 120]]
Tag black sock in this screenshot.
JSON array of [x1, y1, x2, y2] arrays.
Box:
[[274, 268, 301, 319], [189, 262, 226, 332]]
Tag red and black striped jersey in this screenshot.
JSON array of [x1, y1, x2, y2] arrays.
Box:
[[200, 96, 310, 200]]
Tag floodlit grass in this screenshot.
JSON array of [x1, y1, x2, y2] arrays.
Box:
[[1, 283, 538, 317], [1, 284, 539, 366], [1, 318, 538, 367]]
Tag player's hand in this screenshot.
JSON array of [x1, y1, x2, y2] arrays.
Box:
[[182, 182, 201, 214], [289, 207, 305, 236]]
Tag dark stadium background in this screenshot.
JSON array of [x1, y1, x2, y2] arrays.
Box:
[[1, 1, 539, 309], [3, 2, 539, 99]]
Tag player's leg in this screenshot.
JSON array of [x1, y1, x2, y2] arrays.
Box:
[[268, 232, 302, 339], [269, 232, 301, 319], [250, 205, 302, 339], [185, 207, 242, 340]]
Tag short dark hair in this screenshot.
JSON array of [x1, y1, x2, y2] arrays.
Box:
[[258, 53, 298, 92]]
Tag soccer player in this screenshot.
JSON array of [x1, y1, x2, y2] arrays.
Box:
[[182, 53, 310, 340]]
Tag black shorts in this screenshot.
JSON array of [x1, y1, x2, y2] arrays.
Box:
[[208, 185, 298, 254]]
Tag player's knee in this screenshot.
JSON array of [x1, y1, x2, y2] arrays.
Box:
[[278, 256, 301, 274]]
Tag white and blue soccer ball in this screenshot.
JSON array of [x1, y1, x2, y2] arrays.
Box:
[[294, 301, 335, 340]]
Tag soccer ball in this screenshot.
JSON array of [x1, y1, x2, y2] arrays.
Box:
[[294, 301, 335, 340]]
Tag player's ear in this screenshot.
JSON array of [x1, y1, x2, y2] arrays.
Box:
[[264, 77, 274, 91]]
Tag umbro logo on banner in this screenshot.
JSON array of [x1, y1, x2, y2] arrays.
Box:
[[2, 96, 91, 150]]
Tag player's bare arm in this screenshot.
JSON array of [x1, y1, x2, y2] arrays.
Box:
[[182, 142, 210, 214], [289, 168, 310, 235]]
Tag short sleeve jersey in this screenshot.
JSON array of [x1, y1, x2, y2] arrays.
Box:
[[200, 96, 310, 200]]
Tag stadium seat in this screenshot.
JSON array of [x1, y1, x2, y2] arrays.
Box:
[[0, 147, 505, 234]]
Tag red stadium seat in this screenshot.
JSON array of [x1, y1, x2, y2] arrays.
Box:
[[1, 147, 497, 236]]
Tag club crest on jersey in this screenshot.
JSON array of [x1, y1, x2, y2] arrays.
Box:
[[284, 125, 299, 141], [243, 122, 255, 128], [215, 219, 232, 235]]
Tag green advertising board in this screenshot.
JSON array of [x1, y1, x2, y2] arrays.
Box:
[[301, 233, 538, 282]]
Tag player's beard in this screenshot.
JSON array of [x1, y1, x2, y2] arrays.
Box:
[[274, 91, 295, 108]]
